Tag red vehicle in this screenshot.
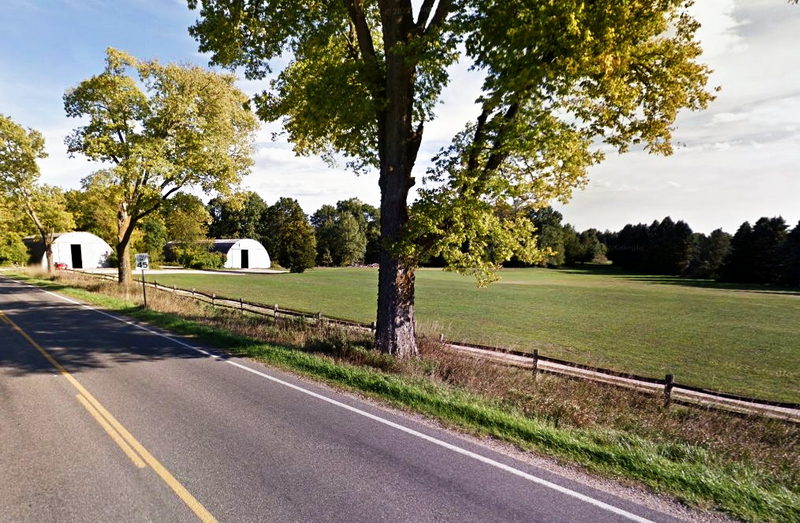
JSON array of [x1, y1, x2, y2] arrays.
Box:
[[54, 262, 68, 270]]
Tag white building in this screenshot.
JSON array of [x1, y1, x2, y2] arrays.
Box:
[[25, 231, 114, 269], [211, 239, 271, 269]]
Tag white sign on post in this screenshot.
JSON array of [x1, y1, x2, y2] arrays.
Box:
[[135, 253, 149, 270]]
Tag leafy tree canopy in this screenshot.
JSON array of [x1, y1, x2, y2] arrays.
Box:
[[189, 0, 714, 355], [64, 48, 258, 283], [0, 115, 74, 270]]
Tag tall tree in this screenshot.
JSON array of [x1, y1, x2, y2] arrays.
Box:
[[64, 48, 258, 284], [189, 0, 713, 356], [529, 207, 566, 267], [312, 198, 376, 266], [207, 190, 269, 242], [263, 197, 316, 273], [687, 229, 731, 279], [782, 221, 800, 287], [748, 217, 788, 284], [0, 115, 74, 272], [720, 222, 755, 283]]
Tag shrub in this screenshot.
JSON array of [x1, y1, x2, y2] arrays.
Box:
[[174, 244, 226, 270]]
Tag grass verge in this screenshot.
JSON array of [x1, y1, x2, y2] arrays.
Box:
[[9, 271, 799, 522]]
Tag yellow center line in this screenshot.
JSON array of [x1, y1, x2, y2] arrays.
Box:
[[0, 310, 217, 523], [75, 392, 147, 468]]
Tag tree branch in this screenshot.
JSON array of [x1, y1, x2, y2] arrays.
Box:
[[416, 0, 436, 31], [423, 0, 452, 36], [345, 0, 383, 95]]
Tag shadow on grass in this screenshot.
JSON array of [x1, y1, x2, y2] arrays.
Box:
[[557, 264, 800, 297]]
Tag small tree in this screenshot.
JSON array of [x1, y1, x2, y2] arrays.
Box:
[[0, 193, 32, 265], [64, 48, 258, 284], [0, 115, 74, 272]]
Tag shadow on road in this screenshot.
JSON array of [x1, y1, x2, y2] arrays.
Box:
[[0, 279, 216, 377]]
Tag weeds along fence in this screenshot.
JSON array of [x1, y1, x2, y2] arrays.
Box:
[[68, 269, 799, 422]]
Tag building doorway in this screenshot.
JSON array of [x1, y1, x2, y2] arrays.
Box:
[[71, 244, 83, 269], [241, 249, 249, 269]]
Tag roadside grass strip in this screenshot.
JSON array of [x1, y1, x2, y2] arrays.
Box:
[[10, 274, 800, 522]]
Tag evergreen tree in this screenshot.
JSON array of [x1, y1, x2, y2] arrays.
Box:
[[720, 222, 755, 282], [688, 229, 731, 279], [782, 221, 800, 287], [749, 217, 788, 284]]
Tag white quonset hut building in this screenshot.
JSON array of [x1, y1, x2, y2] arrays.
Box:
[[24, 231, 114, 269], [211, 239, 271, 269]]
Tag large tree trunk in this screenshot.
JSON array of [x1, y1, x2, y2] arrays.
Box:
[[376, 184, 416, 356], [375, 2, 420, 357], [117, 205, 133, 285]]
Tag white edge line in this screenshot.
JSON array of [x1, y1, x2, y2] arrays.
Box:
[[18, 281, 652, 523]]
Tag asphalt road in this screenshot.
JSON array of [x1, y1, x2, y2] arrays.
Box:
[[0, 277, 680, 522]]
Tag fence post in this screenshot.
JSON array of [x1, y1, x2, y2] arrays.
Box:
[[191, 288, 195, 297], [663, 374, 674, 407], [273, 304, 278, 318], [240, 297, 244, 312], [211, 293, 216, 308], [370, 321, 375, 332], [317, 311, 322, 324], [438, 333, 445, 343], [173, 285, 176, 294], [531, 349, 539, 379]]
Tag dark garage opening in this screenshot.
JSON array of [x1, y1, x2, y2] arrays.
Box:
[[71, 244, 83, 269], [241, 249, 249, 269]]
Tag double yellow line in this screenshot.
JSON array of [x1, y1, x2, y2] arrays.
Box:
[[0, 310, 216, 523]]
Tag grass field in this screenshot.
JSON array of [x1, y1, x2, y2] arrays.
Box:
[[149, 266, 800, 402]]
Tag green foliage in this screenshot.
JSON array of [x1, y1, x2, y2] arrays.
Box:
[[311, 198, 378, 266], [687, 229, 731, 279], [65, 171, 121, 245], [133, 216, 168, 265], [207, 190, 269, 243], [173, 243, 227, 270], [0, 195, 29, 265], [0, 114, 74, 270], [161, 193, 211, 243], [606, 217, 694, 275], [783, 222, 800, 287], [63, 48, 258, 282], [188, 0, 713, 283], [720, 217, 791, 285], [263, 197, 316, 273]]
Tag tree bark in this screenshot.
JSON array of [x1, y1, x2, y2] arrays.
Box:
[[375, 0, 419, 357], [116, 205, 133, 285], [44, 242, 54, 274]]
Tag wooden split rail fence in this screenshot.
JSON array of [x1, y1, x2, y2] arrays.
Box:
[[68, 270, 800, 423]]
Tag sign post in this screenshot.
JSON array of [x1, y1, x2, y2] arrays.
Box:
[[135, 253, 149, 308]]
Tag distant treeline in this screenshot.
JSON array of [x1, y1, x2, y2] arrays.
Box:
[[208, 192, 380, 272], [502, 207, 800, 287]]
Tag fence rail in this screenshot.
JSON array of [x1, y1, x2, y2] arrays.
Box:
[[66, 269, 799, 422]]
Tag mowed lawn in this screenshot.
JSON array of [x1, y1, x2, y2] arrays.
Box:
[[150, 267, 800, 402]]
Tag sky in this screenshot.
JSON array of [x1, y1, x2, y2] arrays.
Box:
[[1, 0, 798, 234]]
